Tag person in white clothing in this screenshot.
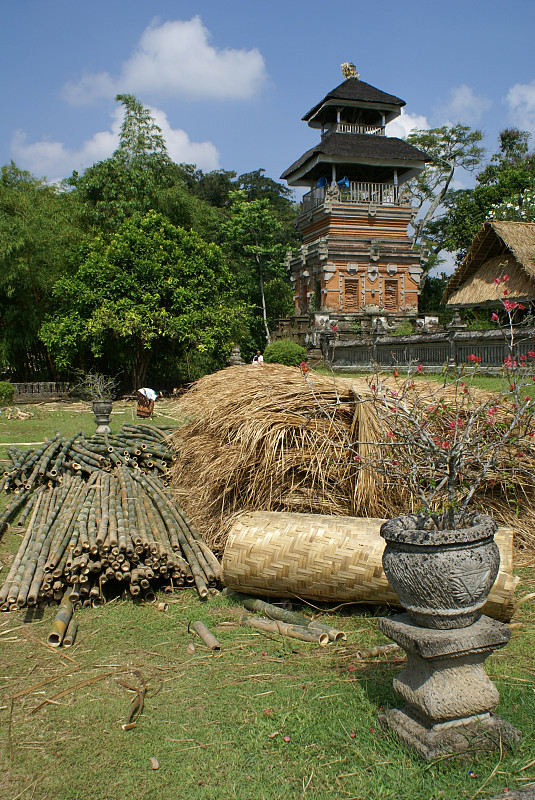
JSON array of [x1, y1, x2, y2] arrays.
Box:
[[136, 387, 157, 418], [252, 350, 264, 364]]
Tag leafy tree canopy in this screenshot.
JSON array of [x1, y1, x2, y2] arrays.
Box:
[[404, 124, 485, 255], [425, 128, 535, 259], [68, 95, 221, 239], [40, 211, 248, 388], [0, 162, 81, 376], [221, 190, 293, 344]]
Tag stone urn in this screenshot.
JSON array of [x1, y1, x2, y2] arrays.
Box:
[[380, 512, 500, 629], [92, 400, 112, 434]]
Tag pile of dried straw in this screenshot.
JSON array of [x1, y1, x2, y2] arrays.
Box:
[[168, 364, 535, 558]]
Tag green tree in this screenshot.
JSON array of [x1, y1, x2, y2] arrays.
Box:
[[404, 125, 485, 254], [221, 191, 291, 344], [0, 162, 81, 377], [426, 129, 535, 259], [69, 95, 220, 239], [40, 211, 247, 388]]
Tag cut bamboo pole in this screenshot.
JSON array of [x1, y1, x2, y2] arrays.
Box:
[[46, 597, 74, 647], [222, 589, 346, 641], [192, 621, 221, 650], [62, 618, 78, 647], [240, 614, 329, 645]]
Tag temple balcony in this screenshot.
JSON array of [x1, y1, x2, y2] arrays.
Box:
[[300, 181, 411, 214], [321, 122, 385, 137]]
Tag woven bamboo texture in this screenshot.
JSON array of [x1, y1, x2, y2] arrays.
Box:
[[221, 512, 519, 622]]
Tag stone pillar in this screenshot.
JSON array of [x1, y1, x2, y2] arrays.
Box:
[[227, 345, 244, 366], [378, 613, 521, 760]]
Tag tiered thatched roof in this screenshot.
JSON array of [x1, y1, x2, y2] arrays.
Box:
[[443, 221, 535, 306], [302, 78, 406, 123]]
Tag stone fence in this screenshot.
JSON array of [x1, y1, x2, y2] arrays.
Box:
[[10, 382, 71, 402], [319, 326, 535, 371]]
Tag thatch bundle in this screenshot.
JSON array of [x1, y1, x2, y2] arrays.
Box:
[[168, 364, 535, 557]]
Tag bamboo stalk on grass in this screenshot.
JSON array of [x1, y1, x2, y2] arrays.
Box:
[[62, 618, 78, 647], [191, 621, 221, 650], [46, 597, 73, 647], [8, 487, 55, 606], [0, 488, 31, 535], [222, 589, 346, 641], [240, 614, 329, 645], [0, 489, 45, 608]]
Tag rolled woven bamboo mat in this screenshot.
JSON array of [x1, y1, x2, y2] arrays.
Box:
[[221, 512, 519, 622]]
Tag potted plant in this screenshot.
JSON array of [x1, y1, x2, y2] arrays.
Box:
[[369, 284, 534, 627], [71, 371, 118, 433], [313, 277, 535, 628]]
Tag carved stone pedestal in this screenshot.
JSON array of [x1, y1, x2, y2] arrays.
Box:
[[378, 614, 521, 761]]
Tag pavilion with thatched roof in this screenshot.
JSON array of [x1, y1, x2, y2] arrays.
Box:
[[443, 221, 535, 307]]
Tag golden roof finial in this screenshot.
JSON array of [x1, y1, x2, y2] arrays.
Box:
[[341, 62, 359, 80]]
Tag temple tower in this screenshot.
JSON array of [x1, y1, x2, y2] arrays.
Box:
[[281, 64, 429, 332]]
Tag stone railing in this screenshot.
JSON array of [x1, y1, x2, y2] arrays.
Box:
[[320, 327, 535, 370], [11, 382, 71, 401], [300, 181, 408, 214]]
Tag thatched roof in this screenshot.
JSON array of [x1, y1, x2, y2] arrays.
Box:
[[303, 78, 405, 124], [443, 221, 535, 306], [280, 132, 428, 184]]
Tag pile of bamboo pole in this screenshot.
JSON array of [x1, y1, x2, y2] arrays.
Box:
[[0, 425, 221, 609], [0, 424, 175, 494]]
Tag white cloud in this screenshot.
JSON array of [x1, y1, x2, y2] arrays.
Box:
[[63, 17, 267, 105], [436, 84, 491, 125], [11, 105, 219, 181], [11, 128, 117, 182], [150, 107, 219, 169], [506, 80, 535, 135], [386, 108, 430, 139]]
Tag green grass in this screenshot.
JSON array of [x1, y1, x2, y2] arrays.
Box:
[[1, 590, 534, 800], [1, 403, 534, 800]]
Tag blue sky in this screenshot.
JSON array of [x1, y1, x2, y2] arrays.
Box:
[[2, 0, 535, 191]]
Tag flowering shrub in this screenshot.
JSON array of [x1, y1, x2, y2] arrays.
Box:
[[488, 185, 535, 222], [302, 276, 535, 530]]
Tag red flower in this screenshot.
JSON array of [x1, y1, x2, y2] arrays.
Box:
[[393, 369, 399, 378], [502, 274, 509, 281], [494, 278, 501, 285], [416, 364, 423, 373], [491, 312, 499, 321], [467, 354, 482, 363]]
